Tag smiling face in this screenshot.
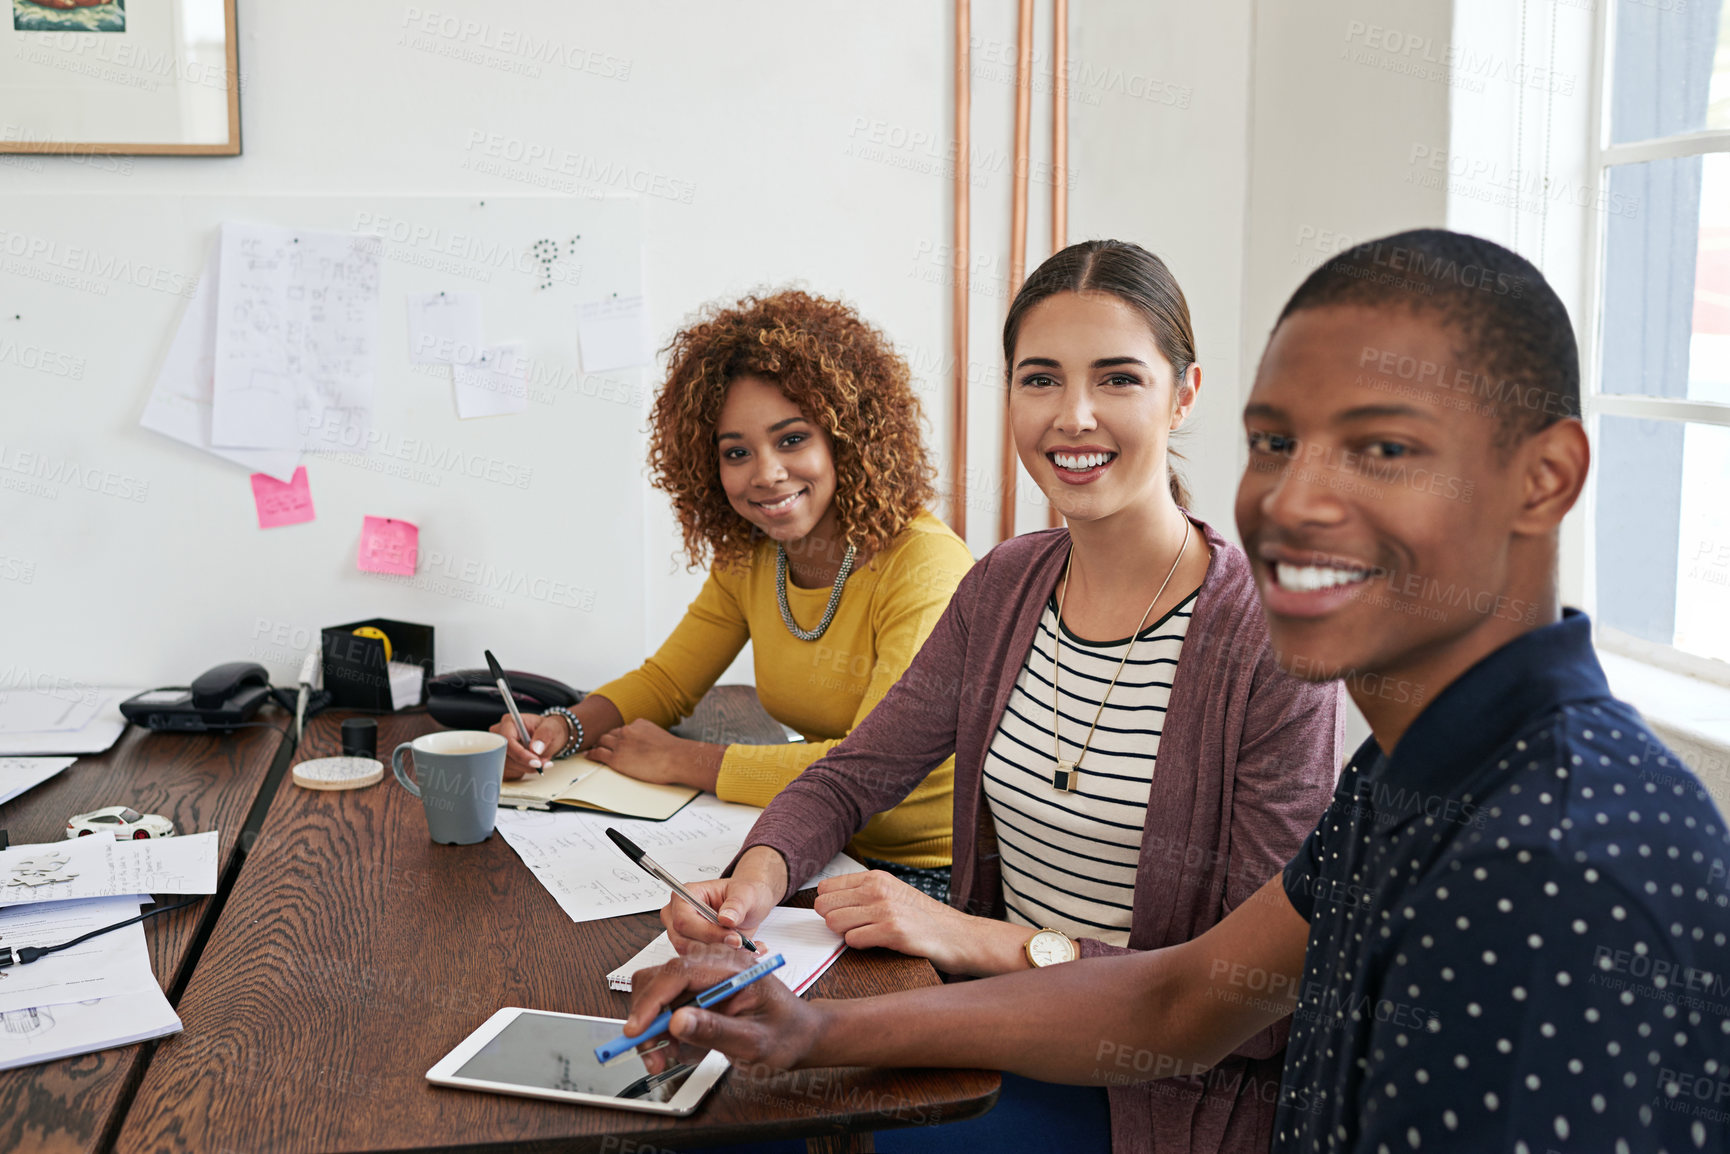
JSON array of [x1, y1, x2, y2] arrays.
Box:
[[1236, 304, 1558, 694], [1009, 291, 1198, 522], [715, 374, 839, 545]]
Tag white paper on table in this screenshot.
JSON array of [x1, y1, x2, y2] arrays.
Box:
[[211, 223, 383, 451], [0, 690, 100, 735], [138, 243, 302, 482], [0, 689, 131, 758], [494, 794, 863, 925], [406, 291, 484, 364], [0, 896, 161, 1013], [0, 757, 76, 807], [575, 294, 651, 373], [452, 343, 528, 419], [0, 985, 182, 1072], [607, 906, 847, 994], [0, 831, 218, 907]]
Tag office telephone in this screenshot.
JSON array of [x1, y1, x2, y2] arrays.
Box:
[[425, 669, 582, 730], [120, 662, 276, 733]]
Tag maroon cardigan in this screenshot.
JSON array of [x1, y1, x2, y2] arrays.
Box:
[[740, 516, 1343, 1154]]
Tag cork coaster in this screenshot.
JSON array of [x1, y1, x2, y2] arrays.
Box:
[[292, 757, 384, 791]]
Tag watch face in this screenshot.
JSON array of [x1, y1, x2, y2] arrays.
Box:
[[1027, 930, 1074, 967]]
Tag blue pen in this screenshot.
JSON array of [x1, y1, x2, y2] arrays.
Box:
[[594, 953, 785, 1065]]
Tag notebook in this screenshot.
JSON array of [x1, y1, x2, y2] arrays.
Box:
[[606, 907, 847, 994], [496, 755, 698, 822]]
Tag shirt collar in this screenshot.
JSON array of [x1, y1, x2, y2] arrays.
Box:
[[1366, 609, 1611, 796]]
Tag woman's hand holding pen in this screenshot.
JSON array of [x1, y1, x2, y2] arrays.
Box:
[[490, 695, 629, 780], [627, 944, 823, 1074], [814, 871, 1033, 977], [489, 712, 571, 780], [661, 846, 788, 952]]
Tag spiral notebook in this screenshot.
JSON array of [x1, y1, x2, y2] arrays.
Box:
[[606, 907, 847, 994]]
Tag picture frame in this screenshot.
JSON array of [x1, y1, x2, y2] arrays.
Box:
[[0, 0, 240, 156]]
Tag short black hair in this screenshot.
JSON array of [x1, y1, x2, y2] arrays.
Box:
[[1277, 229, 1580, 448]]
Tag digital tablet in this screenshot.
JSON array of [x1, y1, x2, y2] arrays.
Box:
[[426, 1007, 730, 1116]]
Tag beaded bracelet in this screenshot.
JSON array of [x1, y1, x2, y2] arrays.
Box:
[[545, 706, 584, 759]]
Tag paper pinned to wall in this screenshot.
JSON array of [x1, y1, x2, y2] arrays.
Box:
[[358, 516, 418, 576], [250, 465, 315, 528], [406, 292, 484, 364], [452, 343, 528, 419], [138, 243, 302, 483], [576, 294, 651, 373], [210, 223, 383, 451]]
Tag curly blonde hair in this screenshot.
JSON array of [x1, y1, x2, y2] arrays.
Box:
[[647, 290, 936, 571]]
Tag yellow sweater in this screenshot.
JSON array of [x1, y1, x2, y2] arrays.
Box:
[[592, 510, 971, 868]]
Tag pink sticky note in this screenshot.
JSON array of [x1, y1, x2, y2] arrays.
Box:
[[358, 516, 419, 576], [250, 466, 315, 529]]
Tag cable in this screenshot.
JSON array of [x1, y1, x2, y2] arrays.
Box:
[[0, 898, 197, 968]]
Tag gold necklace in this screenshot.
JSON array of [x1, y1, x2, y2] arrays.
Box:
[[1051, 517, 1191, 793]]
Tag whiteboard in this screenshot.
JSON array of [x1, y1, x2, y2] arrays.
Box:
[[0, 194, 648, 695]]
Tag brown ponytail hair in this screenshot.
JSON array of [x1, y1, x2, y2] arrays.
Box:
[[1002, 240, 1196, 508]]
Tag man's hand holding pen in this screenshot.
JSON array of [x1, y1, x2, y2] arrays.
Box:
[[626, 945, 825, 1074]]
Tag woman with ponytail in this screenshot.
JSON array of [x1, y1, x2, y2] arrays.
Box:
[[663, 242, 1342, 1154]]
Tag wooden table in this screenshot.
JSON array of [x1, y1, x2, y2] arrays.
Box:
[[0, 709, 293, 1154], [119, 712, 998, 1153]]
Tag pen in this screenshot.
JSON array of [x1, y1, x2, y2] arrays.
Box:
[[604, 827, 759, 953], [594, 952, 785, 1065], [483, 650, 536, 764]]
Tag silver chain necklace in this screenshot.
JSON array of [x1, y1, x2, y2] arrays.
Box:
[[776, 542, 857, 642]]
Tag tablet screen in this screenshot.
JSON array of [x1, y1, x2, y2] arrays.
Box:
[[452, 1011, 709, 1104]]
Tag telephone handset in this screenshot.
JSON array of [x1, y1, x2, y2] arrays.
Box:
[[425, 668, 583, 731]]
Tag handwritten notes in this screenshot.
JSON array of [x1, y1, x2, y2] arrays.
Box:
[[0, 831, 219, 907], [211, 223, 382, 452], [139, 243, 302, 481], [358, 516, 418, 576], [576, 295, 651, 373], [493, 794, 863, 925], [406, 291, 484, 365], [453, 343, 528, 419], [250, 465, 315, 528]]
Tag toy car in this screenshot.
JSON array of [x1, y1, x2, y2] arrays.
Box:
[[64, 806, 176, 840]]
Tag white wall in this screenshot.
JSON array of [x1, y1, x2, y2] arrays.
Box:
[[1240, 0, 1452, 754], [0, 0, 1454, 716]]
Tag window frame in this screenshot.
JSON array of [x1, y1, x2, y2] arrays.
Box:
[[1582, 0, 1730, 687]]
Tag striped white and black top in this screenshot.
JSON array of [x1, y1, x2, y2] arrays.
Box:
[[981, 590, 1196, 947]]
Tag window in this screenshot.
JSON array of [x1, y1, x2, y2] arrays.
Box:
[[1588, 0, 1730, 680]]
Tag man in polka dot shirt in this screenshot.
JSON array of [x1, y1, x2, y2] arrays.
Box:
[[624, 230, 1729, 1154]]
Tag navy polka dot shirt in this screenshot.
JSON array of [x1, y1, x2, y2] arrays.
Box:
[[1278, 611, 1730, 1153]]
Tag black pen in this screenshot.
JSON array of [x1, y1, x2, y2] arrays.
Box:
[[484, 649, 538, 769], [604, 827, 759, 953]]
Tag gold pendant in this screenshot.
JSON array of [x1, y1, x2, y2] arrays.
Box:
[[1052, 761, 1078, 792]]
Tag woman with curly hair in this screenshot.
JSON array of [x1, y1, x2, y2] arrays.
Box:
[[491, 289, 971, 891]]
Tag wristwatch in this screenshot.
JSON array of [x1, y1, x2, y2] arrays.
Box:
[[1023, 928, 1078, 968]]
